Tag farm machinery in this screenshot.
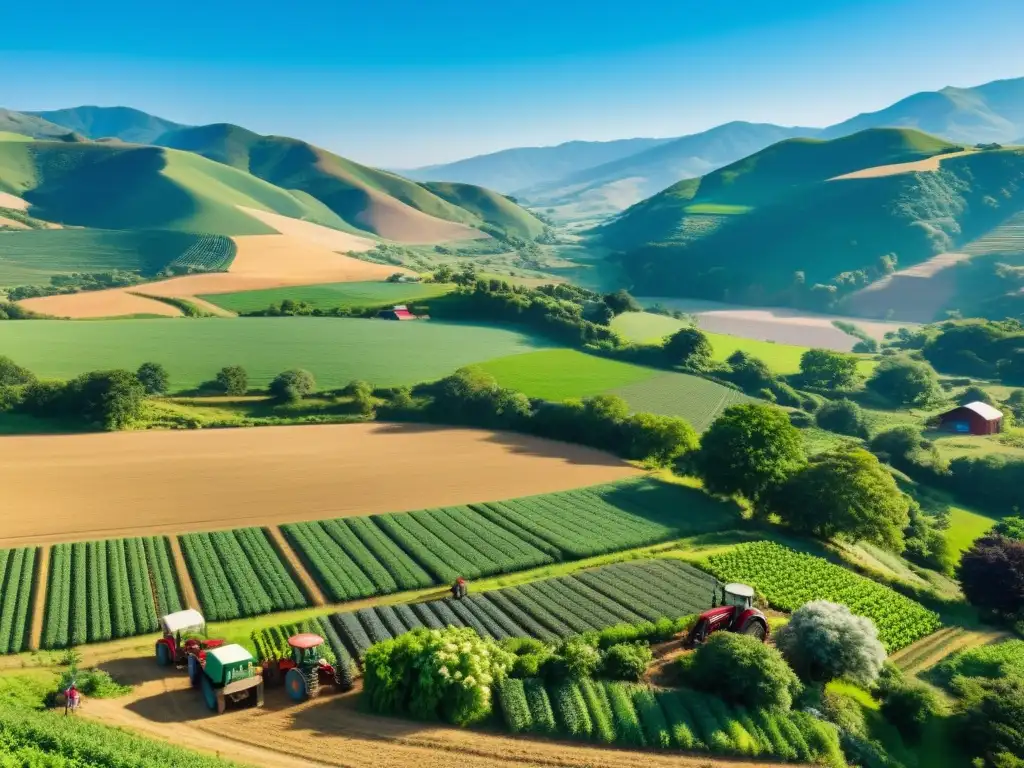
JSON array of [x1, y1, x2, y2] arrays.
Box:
[[188, 643, 264, 714], [686, 583, 769, 646], [155, 609, 225, 668], [262, 633, 352, 702]]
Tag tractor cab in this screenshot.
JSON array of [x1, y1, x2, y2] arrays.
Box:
[[686, 582, 768, 647], [155, 609, 225, 667]]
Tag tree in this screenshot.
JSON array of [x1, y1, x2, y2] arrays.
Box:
[[993, 516, 1024, 541], [880, 683, 942, 742], [774, 447, 911, 549], [726, 351, 773, 392], [684, 632, 802, 710], [959, 385, 997, 406], [63, 370, 146, 430], [135, 362, 169, 395], [0, 355, 35, 387], [955, 676, 1024, 766], [621, 412, 698, 466], [957, 535, 1024, 617], [663, 327, 713, 370], [866, 357, 940, 406], [800, 349, 859, 389], [214, 366, 248, 395], [269, 369, 316, 403], [344, 380, 375, 416], [602, 289, 640, 315], [814, 398, 869, 438], [697, 404, 806, 510], [869, 424, 943, 470], [774, 601, 886, 686]]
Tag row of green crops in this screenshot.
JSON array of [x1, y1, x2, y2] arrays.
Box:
[[0, 548, 37, 654], [250, 615, 355, 688], [299, 560, 720, 659], [497, 679, 843, 763], [284, 479, 733, 603], [168, 234, 236, 272], [178, 529, 308, 621], [931, 639, 1024, 688], [703, 541, 941, 651], [42, 538, 181, 650]]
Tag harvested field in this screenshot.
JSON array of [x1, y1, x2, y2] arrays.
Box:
[[0, 422, 639, 547], [0, 191, 27, 210], [843, 253, 972, 322], [237, 206, 377, 251], [356, 186, 486, 244], [0, 215, 28, 229], [634, 297, 909, 350], [829, 149, 975, 180], [19, 287, 182, 319]]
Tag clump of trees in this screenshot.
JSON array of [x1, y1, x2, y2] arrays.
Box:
[[682, 632, 802, 710], [799, 349, 859, 389], [814, 399, 869, 438], [269, 369, 316, 403], [866, 356, 941, 406], [775, 601, 886, 686]]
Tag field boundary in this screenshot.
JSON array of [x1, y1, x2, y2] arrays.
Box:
[[168, 537, 201, 613], [28, 545, 49, 651], [266, 526, 327, 606]]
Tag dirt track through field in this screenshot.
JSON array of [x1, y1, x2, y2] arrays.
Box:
[[28, 545, 49, 651], [267, 526, 327, 606], [0, 423, 640, 547], [80, 656, 799, 768], [168, 537, 201, 613], [829, 149, 974, 180]]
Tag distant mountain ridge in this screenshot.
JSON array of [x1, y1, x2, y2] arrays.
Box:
[[26, 106, 185, 144]]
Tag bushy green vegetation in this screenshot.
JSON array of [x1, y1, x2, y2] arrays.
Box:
[[42, 538, 181, 649], [886, 318, 1024, 384], [607, 371, 753, 431], [0, 547, 37, 653], [202, 280, 452, 315], [684, 632, 803, 709], [704, 542, 941, 651], [775, 601, 886, 686]]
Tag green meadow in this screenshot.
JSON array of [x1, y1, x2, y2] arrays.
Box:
[[476, 349, 659, 400], [201, 281, 453, 314]]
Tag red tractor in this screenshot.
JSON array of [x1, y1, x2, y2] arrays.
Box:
[[155, 609, 225, 668], [686, 583, 769, 646], [262, 633, 352, 702]]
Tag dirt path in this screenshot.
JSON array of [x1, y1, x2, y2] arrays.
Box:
[[892, 626, 1011, 675], [0, 423, 639, 547], [267, 526, 326, 606], [80, 656, 798, 768], [28, 545, 49, 651], [168, 537, 201, 613]]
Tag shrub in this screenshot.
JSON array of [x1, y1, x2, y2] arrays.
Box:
[[0, 356, 35, 387], [866, 357, 940, 406], [880, 683, 942, 742], [958, 535, 1024, 618], [621, 412, 698, 465], [269, 368, 316, 403], [815, 399, 869, 438], [512, 652, 550, 678], [663, 327, 713, 370], [135, 362, 169, 395], [600, 643, 653, 681], [774, 601, 886, 686], [214, 365, 248, 395], [800, 349, 859, 389], [544, 639, 601, 681], [684, 632, 802, 710], [65, 370, 146, 430]]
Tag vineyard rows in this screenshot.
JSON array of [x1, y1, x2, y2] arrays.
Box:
[[0, 548, 37, 654], [496, 678, 843, 763], [179, 528, 308, 621], [266, 560, 721, 660], [42, 538, 181, 650], [284, 479, 702, 603], [704, 541, 941, 651], [168, 234, 236, 272]]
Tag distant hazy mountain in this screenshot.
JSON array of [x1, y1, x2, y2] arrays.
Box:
[[0, 108, 80, 140], [401, 138, 675, 194], [27, 106, 185, 144], [519, 122, 819, 217], [821, 77, 1024, 144]]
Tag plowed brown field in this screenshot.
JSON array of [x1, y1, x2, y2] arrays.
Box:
[[0, 422, 640, 547]]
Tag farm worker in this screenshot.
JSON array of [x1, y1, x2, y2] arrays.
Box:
[[451, 577, 468, 599], [64, 683, 80, 716]]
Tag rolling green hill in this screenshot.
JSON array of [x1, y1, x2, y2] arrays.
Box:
[[596, 129, 1024, 312], [0, 137, 351, 235], [155, 124, 541, 241], [28, 105, 185, 144], [419, 181, 546, 239]]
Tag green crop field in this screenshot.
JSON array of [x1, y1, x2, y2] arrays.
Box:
[[476, 349, 658, 400], [609, 373, 753, 431], [201, 280, 453, 314], [0, 548, 37, 654], [0, 229, 220, 287], [0, 318, 553, 390]]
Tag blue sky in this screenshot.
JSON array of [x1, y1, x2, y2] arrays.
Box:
[[3, 0, 1023, 167]]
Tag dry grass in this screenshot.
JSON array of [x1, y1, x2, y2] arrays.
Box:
[[0, 422, 640, 547], [356, 187, 487, 243], [830, 149, 975, 180], [19, 288, 183, 318], [0, 191, 28, 210], [845, 253, 972, 322], [0, 215, 29, 229], [237, 206, 377, 252]]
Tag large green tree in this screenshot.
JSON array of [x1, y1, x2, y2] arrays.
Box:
[[63, 370, 146, 430], [135, 361, 169, 395], [866, 357, 940, 406], [775, 601, 886, 686], [958, 535, 1024, 618], [269, 368, 316, 403], [774, 447, 912, 550], [0, 355, 35, 387], [696, 403, 806, 511], [800, 349, 859, 389], [663, 327, 713, 370]]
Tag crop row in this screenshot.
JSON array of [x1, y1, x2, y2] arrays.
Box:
[[0, 548, 37, 654], [704, 541, 941, 651], [42, 538, 180, 650], [316, 560, 719, 658], [179, 529, 308, 621], [497, 679, 842, 762], [169, 234, 237, 272]]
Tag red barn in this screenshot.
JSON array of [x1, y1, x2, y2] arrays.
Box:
[[377, 305, 415, 320], [937, 401, 1003, 435]]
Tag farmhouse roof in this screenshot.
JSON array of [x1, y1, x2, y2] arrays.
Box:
[[959, 401, 1003, 421]]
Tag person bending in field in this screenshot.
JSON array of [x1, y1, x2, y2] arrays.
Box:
[[451, 577, 468, 600]]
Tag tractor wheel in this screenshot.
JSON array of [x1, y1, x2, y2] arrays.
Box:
[[188, 654, 201, 688], [743, 621, 767, 641], [156, 642, 170, 667], [201, 675, 217, 712], [285, 668, 308, 702]]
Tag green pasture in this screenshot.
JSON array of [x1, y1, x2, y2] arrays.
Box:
[[945, 504, 1000, 553], [475, 349, 658, 400], [0, 318, 553, 390], [201, 280, 453, 314], [683, 203, 753, 215], [609, 373, 753, 431]]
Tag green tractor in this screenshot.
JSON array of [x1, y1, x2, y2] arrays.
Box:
[[188, 643, 264, 714]]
